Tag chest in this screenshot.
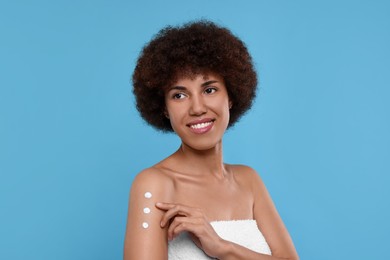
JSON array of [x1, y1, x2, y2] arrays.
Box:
[[172, 177, 253, 221]]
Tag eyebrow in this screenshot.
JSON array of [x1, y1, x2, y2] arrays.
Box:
[[202, 80, 218, 87], [168, 80, 219, 91]]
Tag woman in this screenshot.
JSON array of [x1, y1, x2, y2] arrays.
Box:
[[124, 20, 299, 260]]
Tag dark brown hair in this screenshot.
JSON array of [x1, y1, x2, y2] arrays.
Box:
[[132, 20, 258, 132]]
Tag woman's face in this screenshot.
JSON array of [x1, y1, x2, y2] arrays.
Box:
[[164, 73, 231, 151]]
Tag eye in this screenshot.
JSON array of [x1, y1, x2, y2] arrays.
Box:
[[204, 87, 217, 94], [172, 92, 186, 99]]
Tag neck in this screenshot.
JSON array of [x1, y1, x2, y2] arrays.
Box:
[[175, 141, 226, 179]]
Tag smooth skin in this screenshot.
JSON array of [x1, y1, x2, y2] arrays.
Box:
[[124, 73, 299, 260]]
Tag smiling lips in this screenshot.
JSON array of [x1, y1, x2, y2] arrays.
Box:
[[187, 119, 215, 134]]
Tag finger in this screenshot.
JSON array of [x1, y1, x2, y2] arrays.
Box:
[[171, 221, 202, 240], [158, 204, 195, 227], [156, 203, 184, 227], [155, 202, 177, 210], [167, 216, 188, 240], [155, 202, 196, 212]]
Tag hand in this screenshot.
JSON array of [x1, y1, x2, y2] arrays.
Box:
[[156, 202, 226, 258]]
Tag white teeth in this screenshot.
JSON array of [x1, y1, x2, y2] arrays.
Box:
[[190, 121, 212, 129]]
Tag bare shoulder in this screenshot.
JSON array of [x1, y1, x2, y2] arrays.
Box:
[[227, 164, 261, 176], [130, 166, 174, 201], [227, 164, 266, 190]]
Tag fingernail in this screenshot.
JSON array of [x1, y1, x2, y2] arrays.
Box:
[[160, 221, 164, 227]]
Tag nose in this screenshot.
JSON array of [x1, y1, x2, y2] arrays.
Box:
[[189, 95, 207, 116]]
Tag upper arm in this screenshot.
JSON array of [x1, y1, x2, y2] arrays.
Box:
[[124, 169, 173, 260], [248, 168, 299, 259]]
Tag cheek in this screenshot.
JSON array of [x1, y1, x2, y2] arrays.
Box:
[[221, 101, 231, 126], [224, 107, 231, 125], [166, 110, 184, 132], [218, 100, 231, 117]]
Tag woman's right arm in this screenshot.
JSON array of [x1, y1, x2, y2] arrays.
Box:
[[123, 169, 172, 260]]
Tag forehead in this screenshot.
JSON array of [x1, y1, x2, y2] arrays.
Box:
[[172, 72, 223, 85]]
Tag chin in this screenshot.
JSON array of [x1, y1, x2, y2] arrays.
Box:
[[175, 125, 227, 151], [182, 137, 223, 151]]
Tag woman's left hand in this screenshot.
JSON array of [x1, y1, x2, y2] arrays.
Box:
[[155, 202, 226, 258]]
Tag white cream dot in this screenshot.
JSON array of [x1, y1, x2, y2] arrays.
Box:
[[144, 192, 152, 198], [143, 207, 151, 214], [142, 222, 149, 229]]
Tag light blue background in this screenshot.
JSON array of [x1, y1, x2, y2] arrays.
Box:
[[1, 0, 389, 259]]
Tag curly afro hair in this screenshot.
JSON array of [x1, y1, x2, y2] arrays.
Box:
[[132, 20, 258, 132]]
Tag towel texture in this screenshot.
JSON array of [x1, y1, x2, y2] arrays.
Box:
[[168, 219, 271, 259]]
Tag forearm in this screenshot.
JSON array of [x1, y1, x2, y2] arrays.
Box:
[[216, 240, 299, 260]]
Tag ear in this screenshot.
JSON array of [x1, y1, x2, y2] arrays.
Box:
[[164, 109, 170, 119]]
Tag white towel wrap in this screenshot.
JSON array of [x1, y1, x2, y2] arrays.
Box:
[[168, 219, 271, 259]]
